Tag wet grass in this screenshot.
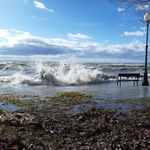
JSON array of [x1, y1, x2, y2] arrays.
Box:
[[0, 92, 150, 113], [102, 97, 150, 109], [0, 92, 97, 113]]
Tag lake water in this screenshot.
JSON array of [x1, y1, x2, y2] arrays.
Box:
[[0, 61, 150, 100]]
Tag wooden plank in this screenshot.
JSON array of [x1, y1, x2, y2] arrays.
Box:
[[117, 79, 139, 81], [117, 73, 140, 86], [118, 73, 140, 77]]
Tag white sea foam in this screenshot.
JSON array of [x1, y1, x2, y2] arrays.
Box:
[[0, 61, 116, 86], [32, 62, 114, 86], [0, 61, 146, 87]]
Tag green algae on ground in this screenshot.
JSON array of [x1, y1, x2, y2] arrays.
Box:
[[0, 93, 41, 110], [45, 92, 96, 110], [59, 92, 85, 97], [0, 93, 40, 103], [1, 92, 150, 113], [0, 92, 97, 112], [102, 97, 150, 109], [12, 99, 36, 109]]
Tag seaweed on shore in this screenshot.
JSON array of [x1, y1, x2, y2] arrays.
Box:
[[0, 92, 97, 113], [0, 92, 150, 149], [0, 107, 150, 149]]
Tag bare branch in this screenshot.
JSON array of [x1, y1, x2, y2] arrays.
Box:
[[109, 0, 150, 21]]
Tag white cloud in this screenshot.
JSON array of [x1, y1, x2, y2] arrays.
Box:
[[0, 29, 144, 54], [118, 7, 125, 12], [0, 30, 94, 52], [101, 40, 108, 46], [0, 55, 142, 63], [124, 30, 146, 36], [23, 0, 28, 3], [119, 24, 124, 26], [0, 29, 10, 38], [136, 4, 150, 10], [0, 54, 67, 62], [141, 27, 146, 30], [32, 16, 37, 19], [68, 33, 92, 39], [34, 1, 54, 12], [102, 40, 108, 44], [0, 29, 146, 63], [107, 39, 144, 53]]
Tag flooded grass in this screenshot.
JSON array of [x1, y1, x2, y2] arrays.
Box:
[[0, 92, 97, 113], [101, 97, 150, 110], [0, 92, 150, 112]]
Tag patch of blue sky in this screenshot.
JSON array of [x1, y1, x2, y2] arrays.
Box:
[[0, 0, 148, 63]]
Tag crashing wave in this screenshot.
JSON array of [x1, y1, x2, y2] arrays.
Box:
[[0, 62, 118, 86]]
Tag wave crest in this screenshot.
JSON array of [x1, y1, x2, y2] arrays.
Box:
[[0, 62, 117, 86]]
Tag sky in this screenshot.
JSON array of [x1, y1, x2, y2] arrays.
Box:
[[0, 0, 148, 63]]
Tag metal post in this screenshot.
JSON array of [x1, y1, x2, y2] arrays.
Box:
[[142, 21, 149, 86]]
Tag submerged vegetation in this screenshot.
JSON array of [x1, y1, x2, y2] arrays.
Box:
[[0, 92, 96, 113], [0, 92, 150, 149], [1, 91, 150, 112]]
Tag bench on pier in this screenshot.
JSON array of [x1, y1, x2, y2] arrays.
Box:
[[117, 73, 140, 86]]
